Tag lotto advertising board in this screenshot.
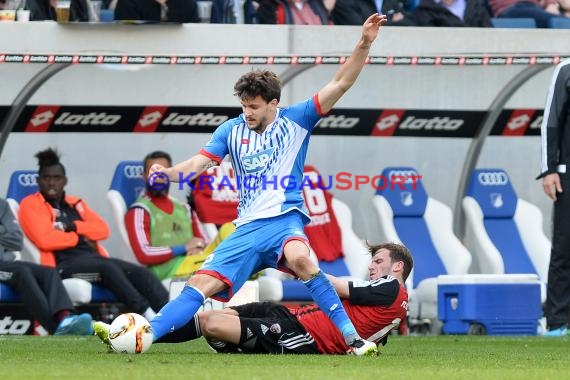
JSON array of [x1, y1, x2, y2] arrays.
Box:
[[0, 106, 543, 137]]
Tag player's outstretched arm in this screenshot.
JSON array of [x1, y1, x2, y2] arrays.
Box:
[[326, 274, 350, 298], [149, 153, 215, 183], [317, 13, 387, 114]]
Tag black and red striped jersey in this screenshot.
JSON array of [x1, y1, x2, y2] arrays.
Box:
[[290, 275, 408, 354]]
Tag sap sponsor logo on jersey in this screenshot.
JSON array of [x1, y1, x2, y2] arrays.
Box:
[[241, 148, 275, 173], [162, 112, 228, 126], [477, 171, 509, 186]]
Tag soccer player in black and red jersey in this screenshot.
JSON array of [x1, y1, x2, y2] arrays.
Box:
[[155, 242, 413, 354]]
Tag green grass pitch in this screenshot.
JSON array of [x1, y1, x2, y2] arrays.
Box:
[[0, 335, 567, 380]]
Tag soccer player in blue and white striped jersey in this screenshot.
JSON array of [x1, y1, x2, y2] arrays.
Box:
[[147, 13, 387, 356]]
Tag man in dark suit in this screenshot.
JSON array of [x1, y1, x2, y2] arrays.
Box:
[[332, 0, 417, 25]]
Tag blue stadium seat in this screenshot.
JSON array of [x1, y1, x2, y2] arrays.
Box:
[[373, 166, 471, 327], [462, 168, 550, 301], [5, 170, 117, 304], [548, 17, 570, 29], [6, 171, 41, 265], [6, 171, 39, 205], [107, 160, 145, 264], [491, 18, 537, 28]]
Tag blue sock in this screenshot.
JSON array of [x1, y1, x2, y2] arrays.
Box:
[[150, 285, 205, 342], [303, 271, 358, 344]]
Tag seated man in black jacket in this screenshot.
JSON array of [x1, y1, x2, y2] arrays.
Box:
[[28, 0, 90, 21], [331, 0, 417, 25], [114, 0, 200, 22], [413, 0, 492, 27]]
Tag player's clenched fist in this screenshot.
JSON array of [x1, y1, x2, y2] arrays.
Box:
[[148, 163, 170, 184], [149, 163, 166, 175]]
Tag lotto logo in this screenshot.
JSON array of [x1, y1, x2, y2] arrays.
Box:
[[29, 111, 55, 127], [376, 114, 400, 131], [134, 106, 168, 132], [0, 316, 31, 335], [503, 110, 535, 136], [373, 110, 405, 136], [54, 112, 121, 126], [162, 112, 228, 126], [317, 115, 359, 129], [138, 111, 163, 127], [26, 106, 60, 132]]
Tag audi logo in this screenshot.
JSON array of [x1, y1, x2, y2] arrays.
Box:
[[123, 165, 144, 179], [17, 173, 38, 187], [388, 170, 419, 184], [477, 172, 509, 186]]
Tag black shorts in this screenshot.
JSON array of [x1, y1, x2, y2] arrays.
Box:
[[231, 302, 319, 354]]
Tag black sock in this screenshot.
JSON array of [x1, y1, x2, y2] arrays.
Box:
[[155, 315, 202, 343]]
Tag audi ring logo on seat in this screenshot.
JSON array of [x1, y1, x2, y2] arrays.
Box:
[[387, 170, 419, 184], [17, 173, 38, 187], [477, 172, 509, 186], [123, 165, 143, 179]]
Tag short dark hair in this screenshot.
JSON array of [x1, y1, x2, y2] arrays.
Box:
[[35, 148, 66, 176], [367, 242, 414, 282], [143, 150, 172, 172], [233, 70, 281, 103]]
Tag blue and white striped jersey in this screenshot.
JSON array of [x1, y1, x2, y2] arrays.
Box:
[[200, 95, 324, 226]]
